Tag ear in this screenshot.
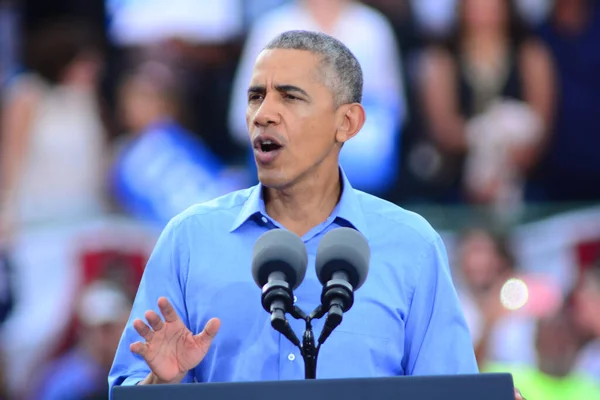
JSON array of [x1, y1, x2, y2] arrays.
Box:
[[334, 103, 366, 144]]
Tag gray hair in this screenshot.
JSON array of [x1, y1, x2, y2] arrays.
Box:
[[264, 30, 363, 106]]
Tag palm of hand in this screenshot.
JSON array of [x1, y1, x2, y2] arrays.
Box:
[[130, 297, 220, 384], [143, 321, 210, 383]]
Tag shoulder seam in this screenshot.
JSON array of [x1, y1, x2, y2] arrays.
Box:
[[170, 197, 249, 230], [361, 207, 437, 246]]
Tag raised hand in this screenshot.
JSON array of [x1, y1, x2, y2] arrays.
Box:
[[130, 297, 220, 384]]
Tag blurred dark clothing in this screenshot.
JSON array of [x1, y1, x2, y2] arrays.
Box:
[[82, 391, 109, 400], [529, 1, 600, 202], [420, 45, 526, 205], [0, 251, 14, 326], [448, 48, 525, 202]]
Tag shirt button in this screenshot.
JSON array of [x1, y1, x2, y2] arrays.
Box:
[[261, 216, 268, 224], [288, 353, 296, 361]]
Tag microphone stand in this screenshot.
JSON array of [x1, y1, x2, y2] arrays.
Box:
[[288, 305, 326, 379], [263, 283, 353, 379]]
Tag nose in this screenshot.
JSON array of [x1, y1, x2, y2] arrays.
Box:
[[252, 94, 281, 127]]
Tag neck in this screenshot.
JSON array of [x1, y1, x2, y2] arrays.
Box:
[[264, 166, 342, 237], [463, 31, 507, 57], [80, 339, 111, 370]]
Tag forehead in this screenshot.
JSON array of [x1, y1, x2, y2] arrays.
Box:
[[250, 48, 324, 85]]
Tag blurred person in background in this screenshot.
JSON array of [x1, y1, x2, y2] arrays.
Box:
[[455, 227, 538, 368], [528, 0, 600, 202], [418, 0, 555, 209], [111, 60, 248, 228], [0, 18, 108, 238], [28, 280, 131, 400], [573, 261, 600, 383], [411, 0, 554, 42], [487, 308, 600, 400], [0, 18, 110, 397], [106, 0, 248, 167], [228, 0, 407, 198]]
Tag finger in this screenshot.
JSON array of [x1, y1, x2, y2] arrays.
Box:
[[130, 341, 147, 357], [145, 310, 164, 331], [514, 387, 525, 400], [133, 318, 154, 342], [194, 318, 221, 347], [158, 297, 180, 323]]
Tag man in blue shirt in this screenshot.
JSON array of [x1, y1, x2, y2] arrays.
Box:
[[108, 29, 524, 399]]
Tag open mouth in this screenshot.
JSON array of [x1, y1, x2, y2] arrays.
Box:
[[260, 140, 282, 152], [255, 138, 283, 153]]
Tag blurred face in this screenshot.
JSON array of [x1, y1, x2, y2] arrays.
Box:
[[64, 51, 103, 87], [246, 49, 343, 189], [462, 0, 508, 32], [536, 316, 578, 377], [88, 315, 129, 368], [459, 231, 505, 292], [120, 78, 167, 133], [573, 273, 600, 335]]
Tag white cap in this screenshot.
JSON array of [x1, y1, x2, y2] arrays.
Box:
[[76, 281, 131, 326]]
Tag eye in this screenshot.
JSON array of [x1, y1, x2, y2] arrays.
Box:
[[248, 94, 263, 102], [283, 94, 298, 100]]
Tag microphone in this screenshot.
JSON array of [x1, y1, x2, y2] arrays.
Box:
[[315, 227, 370, 345], [252, 229, 308, 347]]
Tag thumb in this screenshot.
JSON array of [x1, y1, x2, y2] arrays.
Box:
[[194, 318, 221, 347]]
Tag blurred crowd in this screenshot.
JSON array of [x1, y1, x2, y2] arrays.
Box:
[[0, 0, 599, 399]]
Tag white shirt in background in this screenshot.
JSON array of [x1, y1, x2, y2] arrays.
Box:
[[106, 0, 245, 45]]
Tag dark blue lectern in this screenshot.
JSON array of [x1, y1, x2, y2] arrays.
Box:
[[113, 373, 515, 400]]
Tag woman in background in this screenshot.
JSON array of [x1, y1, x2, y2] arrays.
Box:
[[418, 0, 555, 208], [0, 19, 110, 397]]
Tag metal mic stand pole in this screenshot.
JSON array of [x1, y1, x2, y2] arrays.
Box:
[[272, 293, 351, 379], [301, 320, 317, 379], [290, 305, 328, 379]]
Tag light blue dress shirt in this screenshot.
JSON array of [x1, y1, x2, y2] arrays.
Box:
[[109, 169, 478, 393]]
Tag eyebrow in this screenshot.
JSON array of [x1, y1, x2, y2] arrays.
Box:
[[247, 84, 310, 99]]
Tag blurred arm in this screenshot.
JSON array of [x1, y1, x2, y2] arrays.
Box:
[[403, 232, 479, 375], [419, 47, 468, 154], [228, 24, 274, 147], [108, 217, 194, 391], [368, 17, 407, 130], [514, 39, 557, 172], [0, 80, 38, 226], [337, 12, 407, 192]]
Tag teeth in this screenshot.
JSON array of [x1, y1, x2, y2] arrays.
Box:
[[262, 140, 273, 145]]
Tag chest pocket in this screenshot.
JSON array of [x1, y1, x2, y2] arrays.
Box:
[[313, 291, 406, 378]]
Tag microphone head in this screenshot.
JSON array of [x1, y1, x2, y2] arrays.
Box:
[[315, 227, 370, 290], [252, 229, 308, 290]]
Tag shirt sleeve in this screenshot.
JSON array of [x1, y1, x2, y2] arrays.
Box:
[[402, 232, 479, 375], [108, 217, 194, 394]]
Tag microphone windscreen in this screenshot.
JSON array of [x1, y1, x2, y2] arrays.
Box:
[[252, 229, 308, 290], [315, 227, 370, 290]]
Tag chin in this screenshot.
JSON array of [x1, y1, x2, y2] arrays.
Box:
[[257, 169, 288, 189]]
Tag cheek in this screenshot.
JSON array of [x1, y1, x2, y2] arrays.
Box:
[[291, 119, 334, 157]]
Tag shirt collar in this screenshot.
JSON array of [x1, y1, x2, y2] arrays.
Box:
[[230, 167, 369, 236]]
